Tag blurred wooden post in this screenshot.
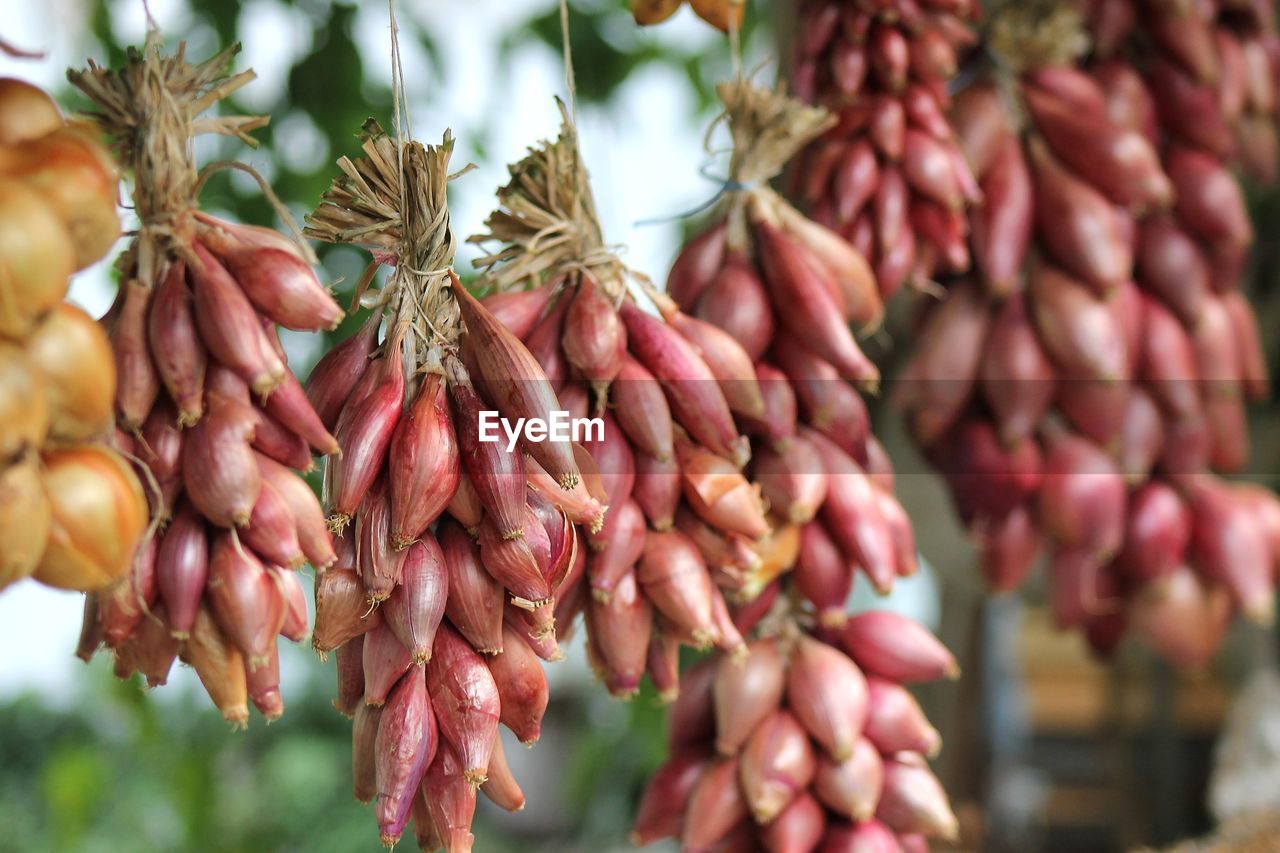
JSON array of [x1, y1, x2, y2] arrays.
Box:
[[940, 590, 1041, 851], [940, 593, 987, 846], [1105, 651, 1144, 850], [1149, 657, 1188, 845]]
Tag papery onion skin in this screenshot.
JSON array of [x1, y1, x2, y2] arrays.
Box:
[[0, 452, 51, 589], [0, 78, 63, 146], [34, 445, 147, 592], [0, 124, 121, 269], [25, 302, 116, 441], [0, 177, 73, 339], [0, 342, 50, 461]]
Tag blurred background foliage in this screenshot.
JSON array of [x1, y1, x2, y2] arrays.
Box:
[[0, 655, 679, 851]]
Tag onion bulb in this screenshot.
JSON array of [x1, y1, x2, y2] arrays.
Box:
[[0, 342, 49, 459], [25, 303, 115, 441], [0, 452, 51, 589], [34, 444, 147, 591], [0, 176, 74, 338], [0, 78, 63, 146], [0, 123, 120, 269]]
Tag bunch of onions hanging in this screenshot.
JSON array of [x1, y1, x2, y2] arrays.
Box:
[[466, 102, 787, 703], [0, 72, 145, 597], [68, 35, 338, 724], [666, 81, 926, 617], [789, 0, 981, 301], [634, 611, 960, 850], [304, 119, 589, 851], [625, 79, 960, 850], [893, 4, 1279, 666]]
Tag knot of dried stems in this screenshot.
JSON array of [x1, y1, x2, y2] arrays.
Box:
[[68, 32, 267, 284], [469, 99, 633, 302], [986, 0, 1090, 76], [720, 79, 835, 191], [714, 80, 834, 251], [305, 120, 462, 367]]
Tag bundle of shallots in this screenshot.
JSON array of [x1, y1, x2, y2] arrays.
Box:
[[67, 38, 338, 724], [304, 120, 580, 850], [789, 0, 981, 302], [665, 80, 927, 621], [1084, 0, 1280, 183], [633, 614, 960, 850], [896, 5, 1280, 667], [0, 75, 146, 595], [466, 102, 786, 703], [618, 80, 958, 849]]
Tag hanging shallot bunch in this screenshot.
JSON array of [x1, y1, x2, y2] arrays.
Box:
[[633, 614, 959, 850], [628, 80, 960, 850], [895, 4, 1279, 666], [789, 0, 982, 302], [305, 119, 581, 851], [467, 102, 777, 702], [666, 81, 923, 617], [66, 36, 338, 724], [1084, 0, 1280, 184]]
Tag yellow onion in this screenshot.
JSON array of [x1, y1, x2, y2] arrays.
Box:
[[0, 78, 63, 146], [25, 303, 115, 441], [0, 341, 49, 459], [33, 444, 147, 591], [0, 123, 120, 269], [0, 177, 74, 338], [0, 452, 51, 589]]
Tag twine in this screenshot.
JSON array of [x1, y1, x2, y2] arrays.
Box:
[[632, 68, 835, 242], [710, 80, 836, 249], [633, 166, 757, 227], [559, 0, 578, 125], [305, 121, 462, 356], [467, 1, 642, 304], [305, 0, 464, 388], [468, 99, 633, 303], [985, 0, 1090, 75], [727, 0, 744, 82], [720, 79, 834, 190]]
